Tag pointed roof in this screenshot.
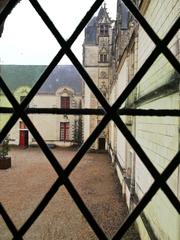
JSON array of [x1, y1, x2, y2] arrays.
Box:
[[87, 16, 97, 27], [84, 3, 112, 44], [96, 3, 112, 24]]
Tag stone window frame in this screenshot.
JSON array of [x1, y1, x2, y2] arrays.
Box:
[[61, 96, 70, 109], [100, 23, 109, 36], [0, 0, 179, 239], [99, 53, 108, 62]]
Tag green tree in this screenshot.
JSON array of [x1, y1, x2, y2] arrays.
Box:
[[74, 101, 83, 145]]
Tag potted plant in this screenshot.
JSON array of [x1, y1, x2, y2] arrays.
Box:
[[0, 135, 11, 169]]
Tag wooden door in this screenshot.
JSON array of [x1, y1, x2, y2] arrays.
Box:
[[98, 138, 105, 150], [19, 130, 25, 147], [19, 121, 28, 148]]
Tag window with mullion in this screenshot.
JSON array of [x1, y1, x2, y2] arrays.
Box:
[[60, 122, 69, 141], [61, 96, 70, 108], [100, 53, 108, 63], [100, 24, 109, 36]]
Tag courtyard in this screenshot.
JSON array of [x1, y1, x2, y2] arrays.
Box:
[[0, 147, 140, 239]]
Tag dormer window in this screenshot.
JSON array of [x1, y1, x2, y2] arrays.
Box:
[[100, 24, 109, 36], [61, 96, 70, 108]]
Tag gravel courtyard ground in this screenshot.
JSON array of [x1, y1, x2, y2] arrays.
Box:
[[0, 147, 140, 240]]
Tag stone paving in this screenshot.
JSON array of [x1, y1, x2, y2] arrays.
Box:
[[0, 147, 140, 239]]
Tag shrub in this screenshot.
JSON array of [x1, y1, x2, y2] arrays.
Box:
[[0, 135, 10, 159]]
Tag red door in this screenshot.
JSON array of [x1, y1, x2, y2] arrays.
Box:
[[19, 130, 25, 147], [19, 122, 28, 148]]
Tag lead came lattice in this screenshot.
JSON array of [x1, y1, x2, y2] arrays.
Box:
[[0, 0, 179, 239]]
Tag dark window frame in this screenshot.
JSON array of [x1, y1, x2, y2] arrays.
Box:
[[100, 53, 108, 62], [100, 24, 109, 36], [60, 122, 70, 141], [61, 96, 70, 109]]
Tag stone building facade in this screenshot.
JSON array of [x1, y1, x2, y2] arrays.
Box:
[[108, 0, 180, 240], [0, 0, 179, 239], [31, 86, 82, 147], [82, 2, 179, 236], [83, 4, 113, 150], [0, 65, 83, 147]]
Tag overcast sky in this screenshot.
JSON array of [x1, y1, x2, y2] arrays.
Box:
[[0, 0, 117, 65]]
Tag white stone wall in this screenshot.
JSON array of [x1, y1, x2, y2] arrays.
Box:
[[109, 0, 179, 239], [116, 58, 129, 169], [137, 0, 179, 98], [135, 93, 179, 198], [134, 0, 180, 239], [83, 46, 99, 66], [142, 0, 180, 39], [144, 190, 180, 240], [6, 87, 81, 146], [83, 66, 99, 145], [31, 95, 55, 107]]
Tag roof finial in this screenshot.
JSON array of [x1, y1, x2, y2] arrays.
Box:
[[104, 2, 106, 9]]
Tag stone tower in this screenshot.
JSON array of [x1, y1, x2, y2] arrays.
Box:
[[83, 4, 113, 150]]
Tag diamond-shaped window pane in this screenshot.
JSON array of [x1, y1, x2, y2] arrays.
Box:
[[0, 0, 179, 239], [0, 140, 58, 230], [142, 0, 180, 39], [0, 1, 60, 65], [24, 186, 97, 240], [0, 216, 13, 240]]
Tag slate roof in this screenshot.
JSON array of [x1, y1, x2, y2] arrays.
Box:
[[96, 6, 111, 23], [0, 65, 82, 95], [117, 0, 129, 30], [85, 17, 97, 44], [39, 65, 82, 95], [84, 5, 112, 45]]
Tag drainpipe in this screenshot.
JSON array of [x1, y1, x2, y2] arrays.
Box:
[[130, 116, 136, 212]]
